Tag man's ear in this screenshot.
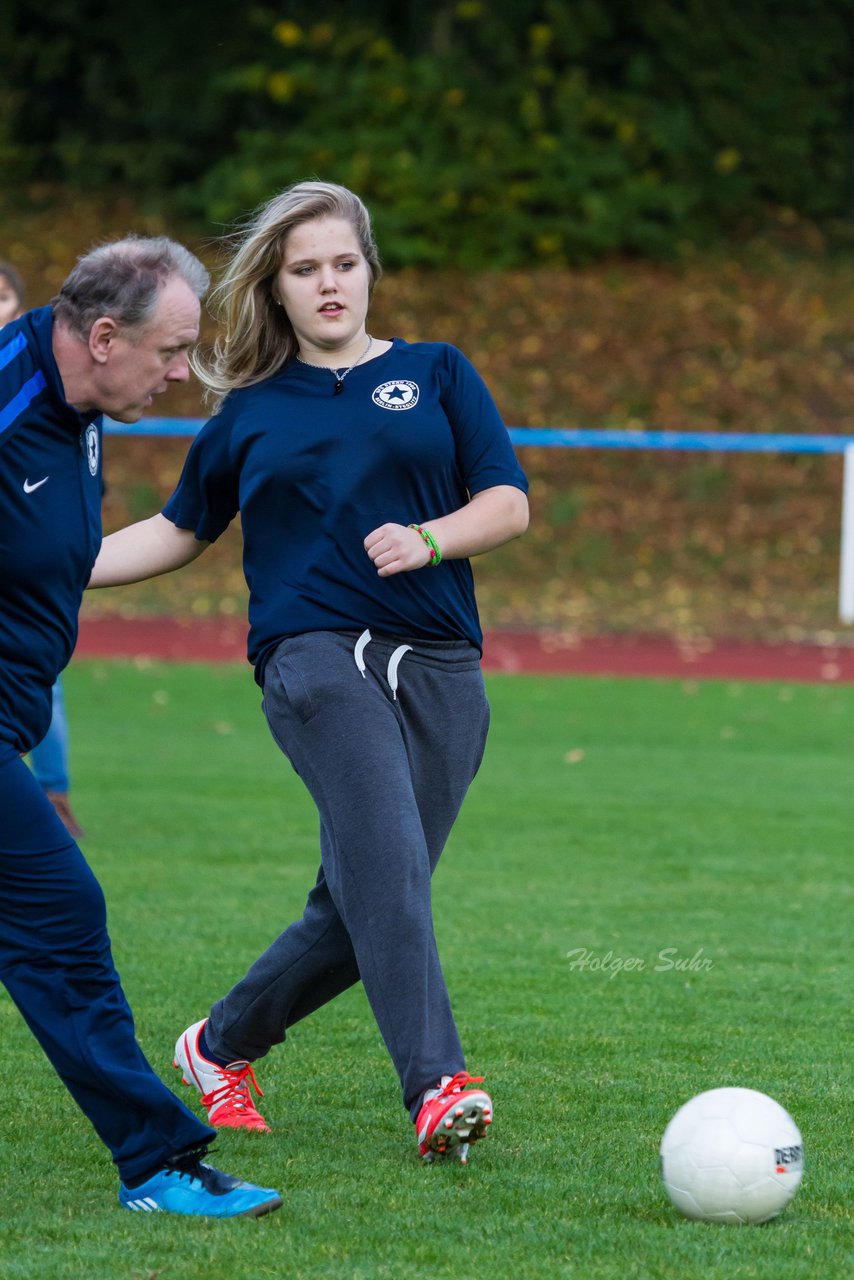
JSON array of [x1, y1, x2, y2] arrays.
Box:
[[88, 316, 119, 365]]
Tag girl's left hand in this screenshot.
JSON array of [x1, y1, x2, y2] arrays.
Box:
[[364, 523, 432, 577]]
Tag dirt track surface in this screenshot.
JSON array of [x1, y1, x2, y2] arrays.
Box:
[[75, 618, 854, 684]]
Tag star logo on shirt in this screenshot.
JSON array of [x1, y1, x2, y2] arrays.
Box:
[[372, 380, 419, 411], [85, 423, 99, 476]]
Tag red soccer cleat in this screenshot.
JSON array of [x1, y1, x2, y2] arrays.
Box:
[[173, 1018, 270, 1132], [415, 1072, 493, 1163]]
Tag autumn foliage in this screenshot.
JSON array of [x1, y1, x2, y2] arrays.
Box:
[[5, 195, 854, 643], [4, 3, 851, 266]]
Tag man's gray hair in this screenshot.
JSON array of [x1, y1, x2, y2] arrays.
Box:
[[52, 235, 209, 339]]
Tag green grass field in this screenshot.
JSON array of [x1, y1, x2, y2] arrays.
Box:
[[1, 662, 852, 1279]]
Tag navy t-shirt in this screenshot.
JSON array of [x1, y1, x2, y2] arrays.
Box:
[[0, 307, 102, 753], [163, 339, 528, 676]]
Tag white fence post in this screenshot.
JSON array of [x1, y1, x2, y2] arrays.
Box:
[[839, 444, 854, 624]]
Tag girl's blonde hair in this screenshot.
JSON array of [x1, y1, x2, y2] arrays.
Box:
[[193, 181, 382, 408]]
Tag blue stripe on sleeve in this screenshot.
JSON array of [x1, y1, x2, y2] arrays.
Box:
[[0, 331, 27, 373], [0, 371, 47, 438]]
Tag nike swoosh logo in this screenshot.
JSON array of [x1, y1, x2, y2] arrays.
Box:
[[23, 477, 49, 493]]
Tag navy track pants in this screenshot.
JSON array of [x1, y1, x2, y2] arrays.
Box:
[[206, 630, 490, 1118], [0, 744, 213, 1183]]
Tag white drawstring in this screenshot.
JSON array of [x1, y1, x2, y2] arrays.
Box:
[[352, 630, 413, 700], [386, 645, 413, 700], [354, 628, 372, 678]]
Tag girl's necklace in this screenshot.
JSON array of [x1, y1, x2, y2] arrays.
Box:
[[297, 336, 374, 395]]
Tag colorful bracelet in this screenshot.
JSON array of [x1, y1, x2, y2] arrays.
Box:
[[408, 523, 442, 566]]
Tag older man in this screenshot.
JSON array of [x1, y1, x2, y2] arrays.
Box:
[[0, 238, 282, 1218]]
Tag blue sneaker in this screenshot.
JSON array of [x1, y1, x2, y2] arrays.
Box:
[[119, 1148, 282, 1218]]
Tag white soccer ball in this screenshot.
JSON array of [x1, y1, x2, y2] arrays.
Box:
[[660, 1087, 804, 1224]]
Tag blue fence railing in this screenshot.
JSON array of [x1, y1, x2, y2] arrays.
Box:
[[103, 419, 854, 624], [105, 420, 854, 455]]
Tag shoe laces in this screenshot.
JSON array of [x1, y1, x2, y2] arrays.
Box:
[[434, 1072, 485, 1100], [163, 1145, 211, 1181], [201, 1061, 264, 1113]]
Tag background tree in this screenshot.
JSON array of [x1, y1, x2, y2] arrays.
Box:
[[3, 0, 851, 265]]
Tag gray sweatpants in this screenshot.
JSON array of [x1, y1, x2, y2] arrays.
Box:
[[205, 629, 490, 1116]]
